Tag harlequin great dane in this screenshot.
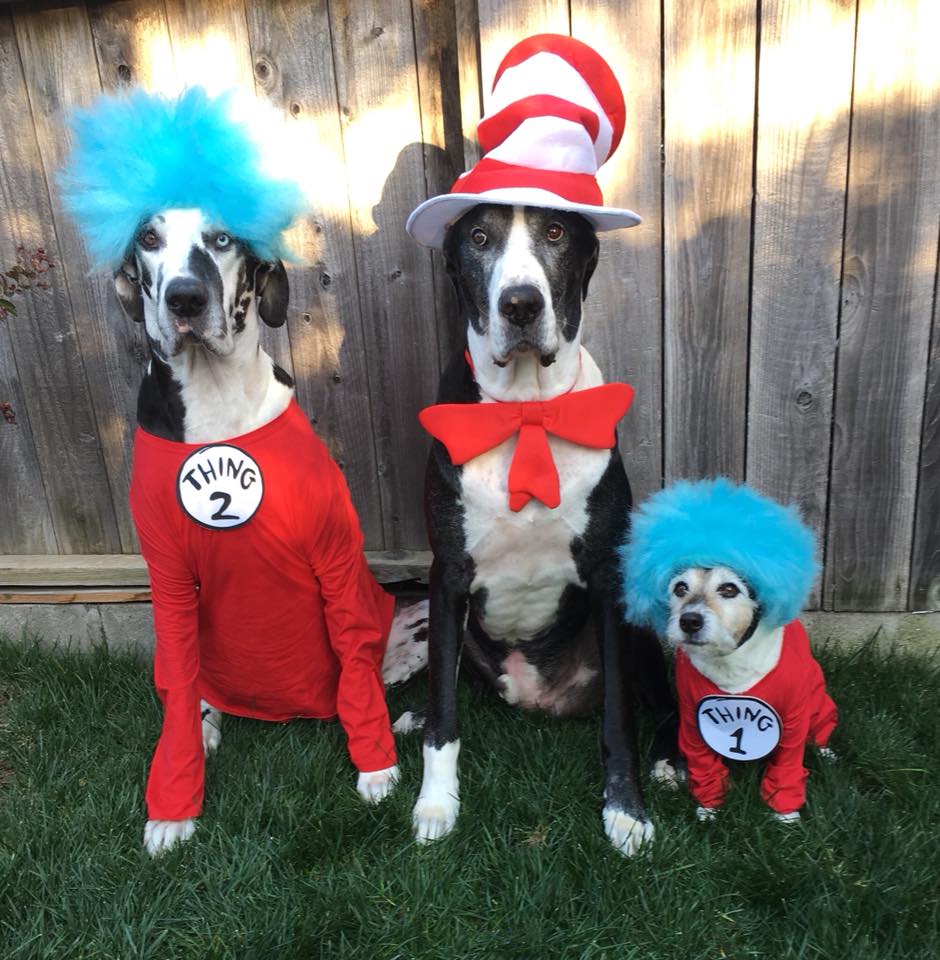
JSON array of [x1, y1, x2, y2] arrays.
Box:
[[116, 209, 428, 855], [409, 203, 680, 855]]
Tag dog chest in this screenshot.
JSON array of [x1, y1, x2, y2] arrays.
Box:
[[460, 433, 610, 642]]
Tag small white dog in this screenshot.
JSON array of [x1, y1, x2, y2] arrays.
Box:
[[622, 479, 837, 823]]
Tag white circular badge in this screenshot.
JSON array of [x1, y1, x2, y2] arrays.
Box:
[[695, 695, 782, 761], [176, 444, 264, 529]]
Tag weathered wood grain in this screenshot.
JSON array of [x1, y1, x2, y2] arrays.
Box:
[[747, 0, 856, 608], [662, 0, 755, 482], [571, 1, 664, 505], [0, 298, 58, 555], [0, 551, 432, 591], [910, 259, 940, 611], [242, 0, 384, 546], [411, 0, 464, 369], [1, 11, 122, 554], [825, 0, 940, 610], [327, 0, 443, 549], [86, 0, 179, 94], [454, 0, 482, 169]]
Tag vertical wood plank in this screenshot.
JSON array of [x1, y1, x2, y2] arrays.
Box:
[[747, 0, 856, 607], [662, 0, 756, 482], [411, 0, 464, 369], [328, 0, 444, 549], [5, 9, 124, 554], [86, 0, 179, 95], [571, 2, 664, 505], [454, 0, 482, 168], [825, 0, 940, 610], [909, 258, 940, 610], [242, 0, 384, 546]]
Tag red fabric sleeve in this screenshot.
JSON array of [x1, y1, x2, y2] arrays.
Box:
[[308, 460, 396, 773], [132, 495, 205, 822], [676, 655, 730, 809], [760, 649, 834, 814]]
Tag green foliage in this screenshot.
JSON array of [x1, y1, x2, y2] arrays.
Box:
[[0, 636, 937, 960]]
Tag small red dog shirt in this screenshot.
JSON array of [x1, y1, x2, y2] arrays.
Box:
[[676, 619, 837, 815], [130, 399, 396, 822]]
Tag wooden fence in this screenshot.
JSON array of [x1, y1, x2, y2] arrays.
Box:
[[0, 0, 938, 613]]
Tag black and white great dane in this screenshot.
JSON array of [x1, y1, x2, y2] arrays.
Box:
[[410, 204, 680, 855], [115, 208, 427, 855]]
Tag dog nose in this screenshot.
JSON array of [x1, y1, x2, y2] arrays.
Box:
[[679, 611, 704, 635], [498, 285, 544, 327], [165, 278, 208, 318]]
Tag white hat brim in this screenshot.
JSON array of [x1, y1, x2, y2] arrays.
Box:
[[406, 190, 642, 248]]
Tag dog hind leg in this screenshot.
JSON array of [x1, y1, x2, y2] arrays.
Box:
[[383, 599, 430, 686], [201, 699, 222, 756]]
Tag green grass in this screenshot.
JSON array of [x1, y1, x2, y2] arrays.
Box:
[[0, 634, 938, 960]]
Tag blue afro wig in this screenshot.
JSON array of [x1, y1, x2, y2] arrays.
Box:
[[620, 479, 819, 633], [58, 87, 306, 268]]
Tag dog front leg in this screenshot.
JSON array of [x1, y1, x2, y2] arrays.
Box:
[[594, 586, 654, 856], [413, 560, 466, 843]]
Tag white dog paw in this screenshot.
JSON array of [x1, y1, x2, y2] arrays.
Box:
[[772, 810, 801, 824], [603, 805, 654, 856], [817, 745, 838, 763], [650, 758, 684, 789], [201, 700, 222, 756], [392, 710, 425, 735], [144, 818, 197, 857], [496, 673, 519, 705], [356, 765, 400, 804], [696, 805, 718, 822], [382, 600, 429, 686], [412, 793, 460, 843]]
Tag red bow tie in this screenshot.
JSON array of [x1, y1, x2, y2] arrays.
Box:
[[419, 377, 634, 511]]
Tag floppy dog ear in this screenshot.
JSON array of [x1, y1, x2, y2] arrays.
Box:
[[113, 262, 144, 323], [255, 260, 289, 327], [581, 235, 600, 302]]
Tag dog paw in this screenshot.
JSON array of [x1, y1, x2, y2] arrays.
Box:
[[696, 805, 718, 822], [413, 792, 460, 843], [496, 673, 519, 705], [650, 758, 685, 789], [772, 810, 801, 824], [382, 600, 430, 686], [392, 710, 425, 735], [144, 818, 197, 857], [356, 765, 400, 804], [201, 700, 222, 757], [817, 745, 838, 763], [603, 805, 654, 856]]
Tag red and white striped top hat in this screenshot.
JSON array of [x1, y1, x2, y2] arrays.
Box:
[[406, 34, 641, 248]]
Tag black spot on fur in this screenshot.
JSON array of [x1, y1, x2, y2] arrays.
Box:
[[405, 618, 428, 630], [413, 626, 428, 643], [272, 362, 294, 388]]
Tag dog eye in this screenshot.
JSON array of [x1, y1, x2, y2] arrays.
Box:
[[139, 229, 159, 250], [673, 581, 688, 598], [470, 228, 487, 246], [214, 233, 231, 250], [718, 583, 741, 599], [546, 223, 565, 242]]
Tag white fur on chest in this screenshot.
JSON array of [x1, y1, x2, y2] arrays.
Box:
[[460, 350, 609, 643]]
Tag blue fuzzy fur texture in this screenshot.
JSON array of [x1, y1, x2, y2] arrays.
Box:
[[621, 479, 819, 634], [59, 87, 305, 267]]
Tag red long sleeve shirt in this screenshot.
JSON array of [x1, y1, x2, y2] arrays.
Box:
[[676, 620, 837, 815], [130, 399, 396, 822]]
